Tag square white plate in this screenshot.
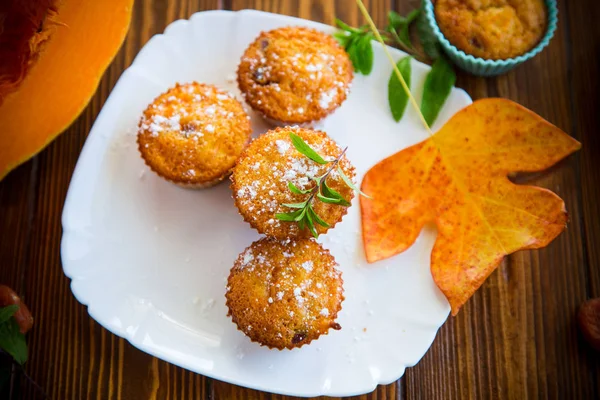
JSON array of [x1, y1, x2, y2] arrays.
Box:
[[61, 10, 472, 397]]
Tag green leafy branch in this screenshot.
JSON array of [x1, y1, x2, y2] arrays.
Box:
[[276, 133, 368, 238], [334, 8, 457, 127], [0, 305, 27, 365]]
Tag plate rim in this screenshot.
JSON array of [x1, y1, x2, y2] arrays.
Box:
[[61, 9, 471, 397]]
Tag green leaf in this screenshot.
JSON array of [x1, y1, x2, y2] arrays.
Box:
[[388, 56, 412, 122], [387, 10, 420, 49], [317, 193, 347, 206], [288, 182, 312, 195], [335, 18, 358, 33], [398, 24, 413, 49], [308, 207, 330, 228], [289, 133, 328, 164], [0, 305, 19, 325], [275, 209, 304, 221], [333, 31, 351, 48], [357, 34, 374, 75], [338, 166, 372, 198], [421, 56, 456, 127], [305, 211, 319, 238], [0, 318, 27, 365], [346, 35, 363, 72], [416, 11, 441, 60], [281, 202, 307, 209], [321, 180, 352, 206], [295, 208, 308, 221], [298, 217, 306, 231], [387, 10, 407, 29]]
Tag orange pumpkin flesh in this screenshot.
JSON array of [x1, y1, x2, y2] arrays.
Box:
[[0, 0, 134, 180]]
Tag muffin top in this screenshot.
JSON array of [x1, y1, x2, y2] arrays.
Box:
[[435, 0, 547, 60], [225, 237, 344, 349], [237, 26, 353, 124], [230, 126, 355, 238], [137, 82, 252, 185]]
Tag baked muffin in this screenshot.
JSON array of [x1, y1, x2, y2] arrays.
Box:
[[435, 0, 547, 60], [237, 26, 353, 125], [137, 82, 252, 188], [230, 126, 356, 238], [226, 237, 344, 349]]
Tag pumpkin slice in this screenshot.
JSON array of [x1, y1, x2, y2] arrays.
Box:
[[0, 0, 134, 180]]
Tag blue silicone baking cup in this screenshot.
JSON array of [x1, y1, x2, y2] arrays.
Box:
[[423, 0, 558, 77]]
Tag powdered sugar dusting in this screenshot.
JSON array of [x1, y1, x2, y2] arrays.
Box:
[[233, 128, 355, 235], [319, 88, 337, 109], [239, 28, 351, 120], [276, 140, 290, 155], [301, 261, 314, 272], [241, 249, 254, 268], [138, 83, 245, 140]]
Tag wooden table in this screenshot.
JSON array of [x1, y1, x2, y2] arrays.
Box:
[[1, 0, 599, 398]]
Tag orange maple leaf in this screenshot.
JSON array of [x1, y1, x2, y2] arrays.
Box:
[[361, 98, 581, 315]]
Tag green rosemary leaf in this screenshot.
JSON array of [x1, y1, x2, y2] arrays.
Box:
[[308, 207, 330, 228], [333, 31, 352, 48], [388, 56, 412, 122], [335, 18, 358, 33], [0, 305, 18, 325], [305, 211, 319, 238], [317, 193, 346, 206], [387, 10, 407, 29], [357, 33, 374, 75], [387, 10, 420, 49], [281, 202, 308, 209], [298, 217, 306, 231], [288, 182, 311, 195], [399, 9, 420, 48], [275, 209, 304, 221], [416, 11, 441, 60], [346, 35, 363, 72], [295, 208, 308, 221], [338, 166, 372, 198], [0, 318, 27, 365], [321, 180, 351, 206], [289, 133, 328, 164], [421, 56, 456, 127], [406, 9, 420, 24]]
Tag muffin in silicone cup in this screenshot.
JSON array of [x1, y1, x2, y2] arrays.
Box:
[[424, 0, 558, 76], [225, 237, 344, 350], [230, 126, 356, 238], [137, 82, 252, 188], [237, 26, 353, 126]]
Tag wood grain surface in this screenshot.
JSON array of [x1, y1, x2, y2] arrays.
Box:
[[1, 0, 599, 398]]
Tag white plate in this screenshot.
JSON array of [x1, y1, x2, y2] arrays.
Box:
[[61, 10, 472, 397]]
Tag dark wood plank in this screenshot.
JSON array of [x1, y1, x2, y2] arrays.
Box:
[[566, 0, 600, 395], [401, 0, 599, 399], [0, 1, 218, 399]]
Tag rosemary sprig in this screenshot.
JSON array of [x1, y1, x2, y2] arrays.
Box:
[[334, 10, 426, 72], [334, 7, 456, 128], [275, 133, 367, 238]]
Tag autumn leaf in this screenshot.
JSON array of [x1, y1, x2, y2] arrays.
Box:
[[360, 98, 581, 315]]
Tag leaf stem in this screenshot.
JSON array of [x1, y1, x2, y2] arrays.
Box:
[[355, 0, 433, 135], [304, 147, 349, 206]]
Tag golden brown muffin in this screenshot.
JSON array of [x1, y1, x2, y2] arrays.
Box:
[[435, 0, 547, 60], [230, 126, 355, 238], [237, 26, 353, 125], [137, 82, 252, 188], [226, 237, 344, 349]]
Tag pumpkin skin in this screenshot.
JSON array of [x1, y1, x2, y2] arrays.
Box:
[[0, 0, 134, 180]]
